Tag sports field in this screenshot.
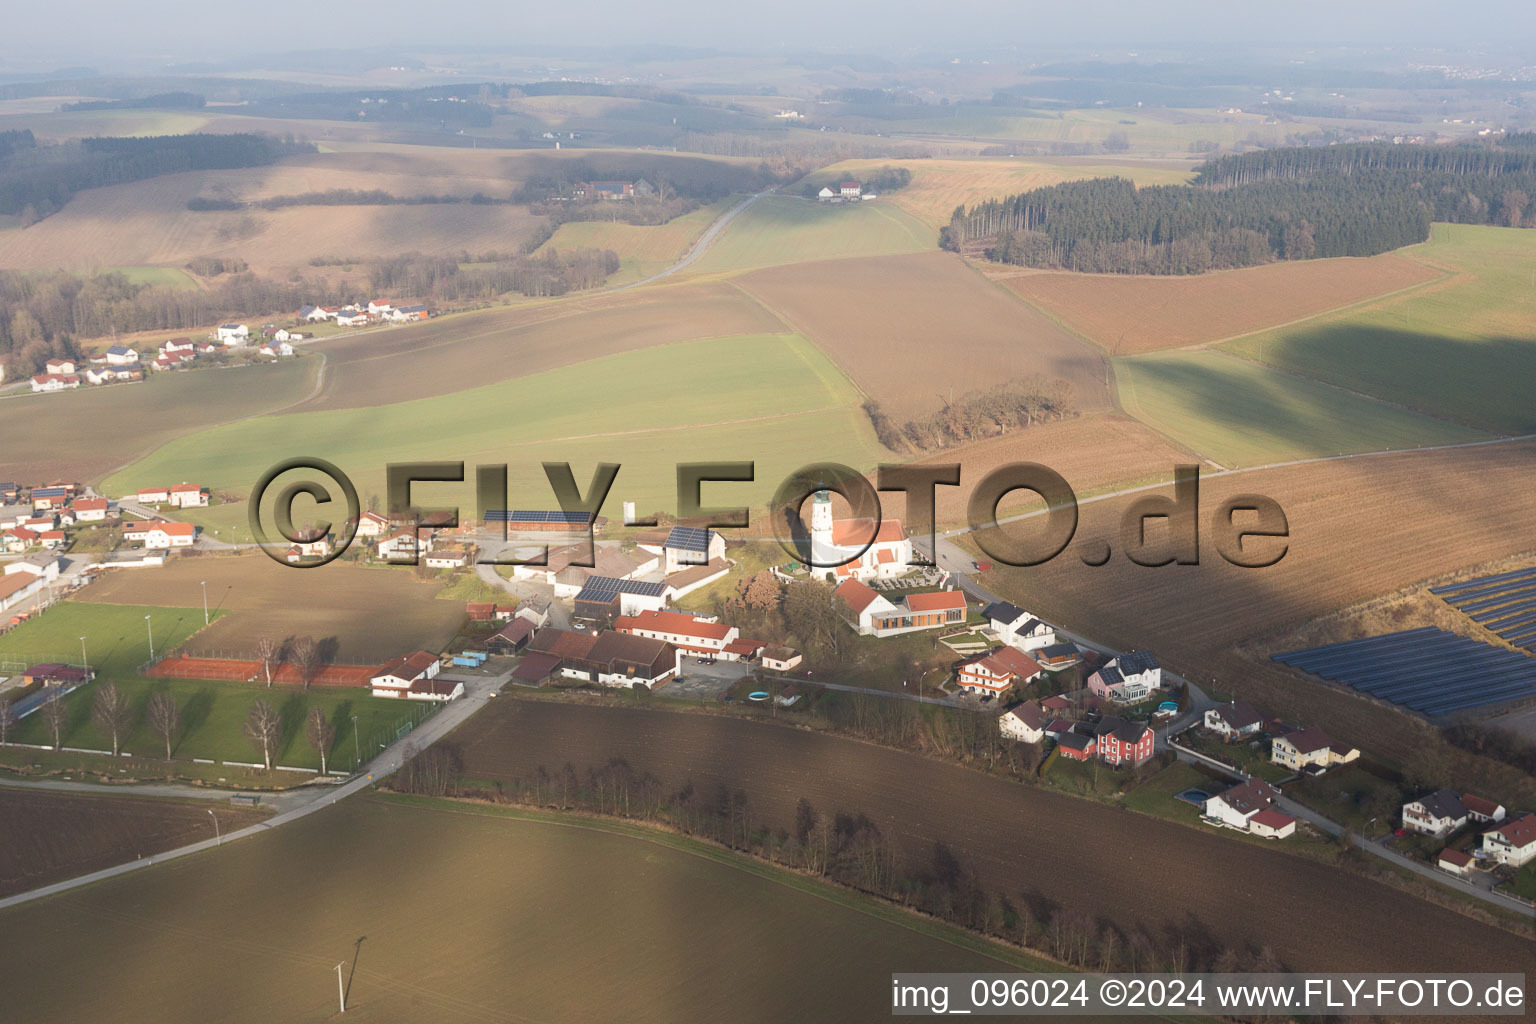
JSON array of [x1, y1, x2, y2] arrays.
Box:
[[0, 794, 1024, 1023], [0, 602, 221, 680], [688, 194, 932, 274], [1222, 224, 1536, 434], [75, 555, 469, 662], [739, 250, 1112, 422], [0, 358, 316, 484], [1113, 349, 1484, 467], [1005, 253, 1442, 354], [102, 333, 889, 528]]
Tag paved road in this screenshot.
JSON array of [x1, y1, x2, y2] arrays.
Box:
[[0, 668, 512, 910], [603, 187, 774, 293], [0, 775, 320, 814], [473, 563, 569, 629]]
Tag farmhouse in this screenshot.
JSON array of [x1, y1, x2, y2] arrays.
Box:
[[484, 617, 536, 655], [389, 305, 429, 322], [216, 323, 249, 344], [299, 306, 331, 322], [1481, 813, 1536, 867], [1402, 789, 1469, 838], [1087, 651, 1162, 703], [656, 526, 727, 573], [484, 509, 602, 534], [1094, 717, 1154, 767], [121, 520, 197, 548], [106, 345, 138, 365], [528, 628, 679, 689], [424, 545, 472, 569], [1204, 700, 1265, 740], [573, 577, 675, 619], [367, 299, 393, 314], [369, 651, 443, 698], [29, 487, 70, 511], [761, 645, 803, 671], [168, 483, 208, 508], [805, 489, 912, 582], [1, 528, 37, 553], [30, 374, 81, 393], [162, 338, 195, 355], [614, 609, 742, 657], [956, 646, 1043, 696], [335, 311, 370, 327], [135, 486, 170, 504], [982, 601, 1056, 651], [1271, 726, 1360, 772], [998, 701, 1047, 743]]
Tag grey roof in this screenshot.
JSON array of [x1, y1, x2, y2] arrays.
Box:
[[1037, 642, 1078, 659], [1116, 650, 1160, 675], [1412, 789, 1468, 822], [982, 600, 1027, 625], [665, 526, 714, 553], [1098, 665, 1123, 686], [1210, 700, 1264, 731]]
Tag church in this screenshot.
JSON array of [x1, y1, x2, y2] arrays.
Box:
[[804, 489, 913, 582]]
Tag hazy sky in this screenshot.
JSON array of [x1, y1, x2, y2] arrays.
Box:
[[4, 1, 1534, 69]]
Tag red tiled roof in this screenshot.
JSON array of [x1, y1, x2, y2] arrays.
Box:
[[905, 590, 965, 613], [830, 518, 905, 546], [1278, 726, 1334, 755], [614, 610, 731, 642], [1251, 808, 1295, 830], [1462, 793, 1502, 818], [73, 498, 107, 511], [835, 578, 883, 614], [373, 651, 437, 682], [1438, 848, 1472, 867], [1494, 813, 1536, 849]]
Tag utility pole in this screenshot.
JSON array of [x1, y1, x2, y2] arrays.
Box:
[[336, 962, 346, 1013], [352, 715, 361, 770], [207, 808, 220, 846], [200, 580, 208, 626], [145, 615, 154, 662], [79, 636, 88, 676]]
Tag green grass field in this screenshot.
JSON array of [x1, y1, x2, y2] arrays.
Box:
[[0, 794, 1036, 1023], [690, 194, 932, 274], [1113, 349, 1484, 467], [6, 673, 422, 770], [103, 333, 889, 539], [107, 265, 202, 290], [1221, 224, 1536, 434], [0, 602, 221, 679], [536, 200, 729, 283]]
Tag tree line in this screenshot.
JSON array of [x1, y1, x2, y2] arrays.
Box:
[[863, 376, 1076, 454], [0, 132, 314, 221], [187, 188, 516, 211], [943, 143, 1536, 275], [364, 248, 621, 300]]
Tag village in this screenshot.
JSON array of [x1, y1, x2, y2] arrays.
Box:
[[2, 474, 1532, 911]]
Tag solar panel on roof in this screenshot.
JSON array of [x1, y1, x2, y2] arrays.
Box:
[[665, 526, 713, 552], [484, 510, 593, 524]]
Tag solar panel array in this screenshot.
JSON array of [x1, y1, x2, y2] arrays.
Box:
[[1274, 626, 1536, 716], [577, 576, 668, 598], [1431, 567, 1536, 653], [484, 510, 592, 524], [666, 526, 713, 552]]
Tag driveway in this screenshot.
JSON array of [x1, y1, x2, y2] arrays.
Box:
[[666, 657, 751, 699]]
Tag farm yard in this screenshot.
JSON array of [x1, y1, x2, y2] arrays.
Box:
[[297, 280, 786, 411], [1113, 349, 1483, 467], [0, 788, 268, 898], [0, 357, 316, 484], [738, 250, 1112, 424], [101, 333, 889, 530], [972, 439, 1536, 802], [0, 794, 1022, 1023], [1004, 253, 1442, 354], [686, 193, 932, 275], [74, 554, 469, 663], [450, 700, 1529, 974], [1221, 224, 1536, 434]]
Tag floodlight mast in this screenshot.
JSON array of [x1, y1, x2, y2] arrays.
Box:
[[336, 962, 346, 1013]]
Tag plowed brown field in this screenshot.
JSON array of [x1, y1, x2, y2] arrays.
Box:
[[451, 700, 1532, 972], [738, 250, 1111, 423], [1004, 254, 1441, 353]]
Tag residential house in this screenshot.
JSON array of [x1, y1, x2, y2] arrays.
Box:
[[1087, 651, 1162, 703], [37, 529, 64, 549], [389, 304, 428, 322], [956, 646, 1043, 696], [1095, 717, 1154, 767], [136, 487, 170, 505], [259, 340, 296, 358], [1204, 700, 1265, 741], [168, 483, 208, 508], [1481, 813, 1536, 867], [44, 358, 75, 374], [106, 345, 139, 365], [998, 701, 1046, 744], [659, 526, 727, 573], [162, 338, 196, 356], [1271, 726, 1360, 773], [1437, 848, 1473, 876], [982, 601, 1056, 651], [299, 306, 331, 322], [121, 521, 197, 548], [335, 310, 370, 327], [30, 374, 81, 393], [1205, 779, 1283, 830], [353, 510, 390, 538], [215, 323, 249, 344], [29, 487, 70, 511], [367, 299, 393, 315], [1, 527, 37, 553], [761, 645, 802, 672], [1402, 789, 1469, 838], [424, 545, 472, 569], [377, 528, 434, 560], [1462, 794, 1506, 824]]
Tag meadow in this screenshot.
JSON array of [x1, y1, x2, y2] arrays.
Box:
[[102, 333, 890, 531], [1005, 253, 1442, 354], [534, 199, 730, 283], [1113, 349, 1484, 467], [0, 793, 1028, 1023], [687, 193, 932, 274], [0, 357, 317, 484], [738, 250, 1112, 423], [1221, 224, 1536, 434]]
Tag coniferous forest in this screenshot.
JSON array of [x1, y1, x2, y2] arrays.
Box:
[[942, 143, 1536, 274]]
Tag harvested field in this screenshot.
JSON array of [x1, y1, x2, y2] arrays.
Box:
[[974, 440, 1536, 804], [0, 358, 315, 485], [75, 553, 466, 662], [738, 250, 1112, 423], [1004, 254, 1442, 353], [0, 788, 267, 898], [0, 793, 1014, 1023], [452, 700, 1531, 972], [301, 280, 786, 411]]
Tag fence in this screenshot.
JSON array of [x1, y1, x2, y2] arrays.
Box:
[[144, 651, 379, 688]]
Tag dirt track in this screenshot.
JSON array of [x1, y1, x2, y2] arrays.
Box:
[[451, 699, 1533, 973]]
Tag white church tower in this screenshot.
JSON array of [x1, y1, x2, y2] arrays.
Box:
[[809, 488, 837, 571]]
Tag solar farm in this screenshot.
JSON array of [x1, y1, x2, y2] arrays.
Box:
[[1431, 566, 1536, 652], [1273, 626, 1536, 716]]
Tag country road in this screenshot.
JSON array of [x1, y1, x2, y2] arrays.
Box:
[[602, 186, 772, 293]]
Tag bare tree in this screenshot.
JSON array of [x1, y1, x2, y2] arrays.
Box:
[[91, 681, 133, 757], [243, 699, 283, 770], [147, 690, 181, 759], [0, 695, 13, 746], [40, 686, 69, 750], [255, 635, 279, 688], [290, 635, 321, 691], [304, 706, 335, 775]]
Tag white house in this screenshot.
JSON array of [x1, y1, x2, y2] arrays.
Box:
[[299, 306, 331, 322], [71, 497, 109, 522], [136, 487, 170, 504], [1401, 789, 1469, 839], [1087, 651, 1162, 703], [3, 550, 62, 581], [335, 311, 370, 327], [613, 609, 743, 658], [997, 701, 1046, 743], [656, 526, 727, 573], [1203, 700, 1265, 741], [367, 299, 394, 314], [1481, 813, 1536, 867], [162, 338, 196, 355], [761, 645, 802, 672], [369, 651, 450, 699], [168, 483, 208, 508], [377, 529, 433, 560], [1463, 794, 1506, 824], [44, 358, 75, 374], [956, 646, 1043, 696], [105, 345, 138, 365], [122, 520, 197, 548], [982, 601, 1056, 651], [259, 340, 296, 358], [389, 304, 428, 322], [1204, 779, 1283, 831], [216, 324, 249, 344], [1271, 726, 1360, 772], [353, 510, 390, 538], [30, 374, 81, 393], [424, 545, 472, 569]]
